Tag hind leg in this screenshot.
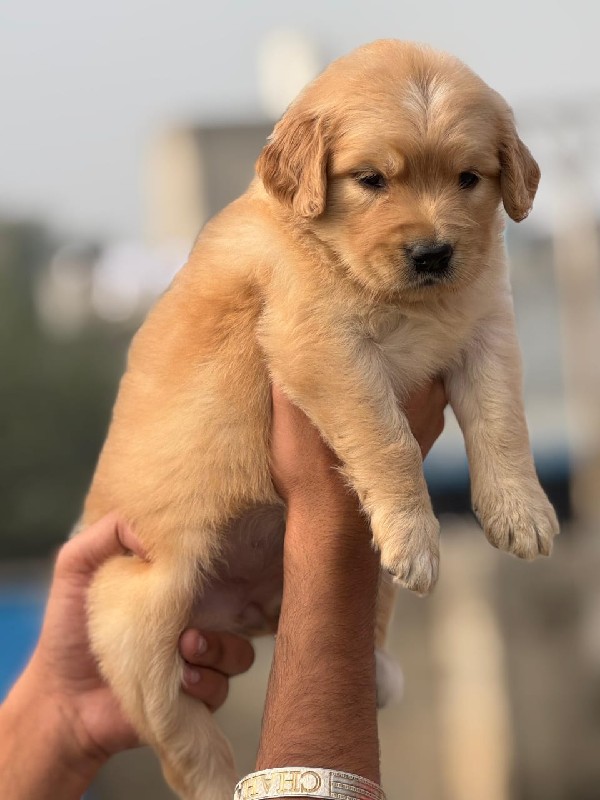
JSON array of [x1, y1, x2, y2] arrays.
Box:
[[87, 549, 237, 800]]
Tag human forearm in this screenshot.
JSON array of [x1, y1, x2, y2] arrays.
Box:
[[253, 380, 446, 793], [256, 502, 381, 783]]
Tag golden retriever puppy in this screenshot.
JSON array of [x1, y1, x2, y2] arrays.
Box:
[[82, 39, 558, 799]]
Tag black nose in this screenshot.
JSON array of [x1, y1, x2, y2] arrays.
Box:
[[409, 242, 453, 273]]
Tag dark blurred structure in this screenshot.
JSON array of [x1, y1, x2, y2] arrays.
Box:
[[0, 219, 136, 557]]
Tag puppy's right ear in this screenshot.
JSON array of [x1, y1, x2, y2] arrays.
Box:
[[256, 111, 329, 219]]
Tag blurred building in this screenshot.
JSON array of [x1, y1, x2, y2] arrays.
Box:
[[143, 30, 322, 252], [145, 121, 272, 251]]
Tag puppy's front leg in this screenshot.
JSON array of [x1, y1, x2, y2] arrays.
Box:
[[447, 295, 559, 558], [262, 316, 439, 594]]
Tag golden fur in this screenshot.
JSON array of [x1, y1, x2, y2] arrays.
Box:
[[82, 40, 558, 799]]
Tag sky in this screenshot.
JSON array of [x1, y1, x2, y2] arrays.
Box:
[[1, 0, 599, 240]]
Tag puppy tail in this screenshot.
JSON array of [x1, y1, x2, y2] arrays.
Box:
[[87, 551, 236, 800]]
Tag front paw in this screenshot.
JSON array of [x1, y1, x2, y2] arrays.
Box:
[[473, 477, 559, 559], [373, 506, 440, 595]]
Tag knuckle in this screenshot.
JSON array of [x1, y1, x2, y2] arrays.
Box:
[[208, 632, 225, 667], [203, 671, 229, 711], [54, 540, 75, 575], [230, 637, 254, 673]]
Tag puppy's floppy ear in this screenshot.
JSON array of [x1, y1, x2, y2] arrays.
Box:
[[256, 110, 329, 218], [499, 113, 540, 222]]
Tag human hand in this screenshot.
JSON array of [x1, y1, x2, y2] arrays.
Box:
[[270, 378, 447, 506], [23, 514, 254, 765]]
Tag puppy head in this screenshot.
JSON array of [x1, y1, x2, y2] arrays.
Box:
[[256, 40, 540, 299]]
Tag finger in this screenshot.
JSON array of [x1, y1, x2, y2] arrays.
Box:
[[272, 383, 320, 441], [179, 630, 255, 676], [182, 666, 229, 712], [404, 378, 444, 414], [272, 383, 300, 417], [430, 377, 449, 409], [55, 513, 145, 579], [271, 382, 286, 411]]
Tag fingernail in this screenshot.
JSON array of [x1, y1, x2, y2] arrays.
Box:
[[184, 666, 201, 685], [195, 634, 208, 656]]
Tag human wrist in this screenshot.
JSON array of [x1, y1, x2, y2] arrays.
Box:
[[257, 507, 381, 787], [51, 694, 108, 781], [256, 614, 380, 782], [236, 768, 385, 800], [30, 650, 110, 768], [0, 662, 105, 798]]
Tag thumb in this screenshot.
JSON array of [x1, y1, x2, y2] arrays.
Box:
[[55, 513, 146, 579]]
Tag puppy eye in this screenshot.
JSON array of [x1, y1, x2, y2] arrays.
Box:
[[356, 172, 387, 190], [458, 171, 480, 190]]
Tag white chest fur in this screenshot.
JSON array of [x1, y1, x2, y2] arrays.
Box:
[[367, 301, 476, 394]]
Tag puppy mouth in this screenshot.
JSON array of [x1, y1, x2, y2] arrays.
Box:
[[407, 262, 456, 289]]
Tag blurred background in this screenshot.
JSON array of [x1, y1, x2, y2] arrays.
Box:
[[1, 2, 600, 798]]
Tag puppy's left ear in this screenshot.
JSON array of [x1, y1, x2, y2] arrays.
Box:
[[499, 115, 540, 222], [256, 110, 329, 219]]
